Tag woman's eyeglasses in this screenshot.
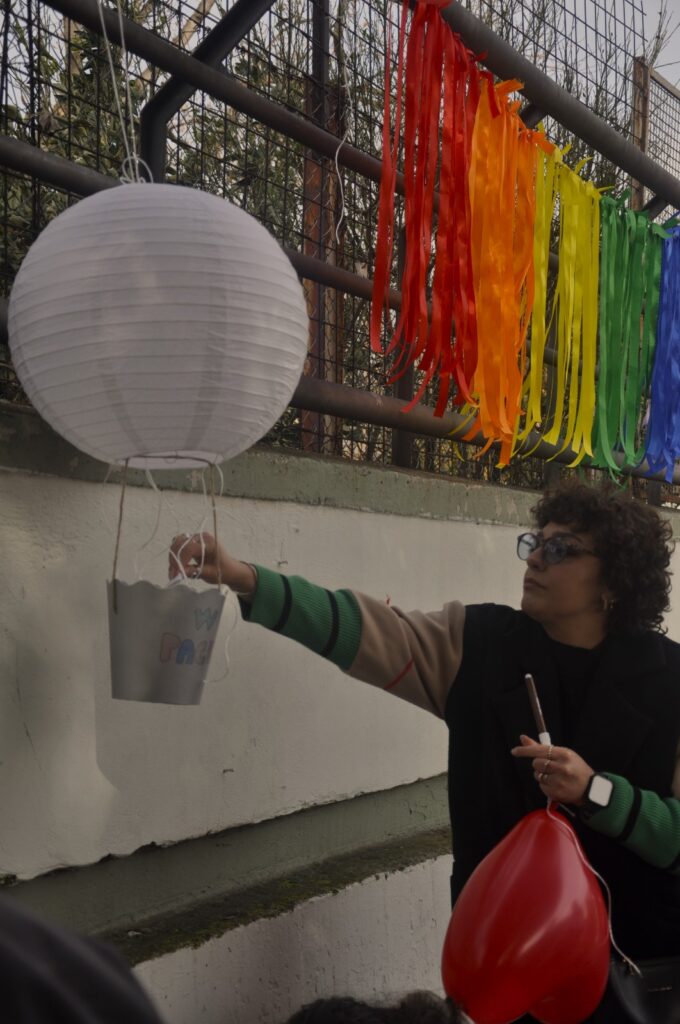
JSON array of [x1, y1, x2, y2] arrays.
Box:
[[516, 532, 596, 566]]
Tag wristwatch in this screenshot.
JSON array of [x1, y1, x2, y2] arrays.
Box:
[[582, 772, 614, 814]]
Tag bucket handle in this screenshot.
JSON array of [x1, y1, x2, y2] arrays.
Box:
[[111, 457, 222, 613]]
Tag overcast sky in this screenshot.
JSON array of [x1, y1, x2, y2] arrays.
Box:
[[644, 0, 680, 85]]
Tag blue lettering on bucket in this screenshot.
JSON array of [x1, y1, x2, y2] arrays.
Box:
[[194, 607, 220, 631], [160, 633, 214, 667]]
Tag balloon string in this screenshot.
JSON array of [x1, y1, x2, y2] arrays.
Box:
[[209, 463, 222, 589], [546, 801, 641, 977], [209, 594, 241, 684], [111, 457, 130, 613]]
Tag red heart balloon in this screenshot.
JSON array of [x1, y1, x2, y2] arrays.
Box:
[[441, 809, 609, 1024]]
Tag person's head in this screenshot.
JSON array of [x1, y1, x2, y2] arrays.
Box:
[[518, 480, 674, 644], [284, 991, 461, 1024]]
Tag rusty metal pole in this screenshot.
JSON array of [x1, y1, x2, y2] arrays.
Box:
[[391, 227, 415, 468], [300, 0, 331, 453], [631, 57, 651, 211]]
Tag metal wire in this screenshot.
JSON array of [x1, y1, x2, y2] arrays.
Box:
[[1, 0, 675, 498], [647, 72, 680, 196]]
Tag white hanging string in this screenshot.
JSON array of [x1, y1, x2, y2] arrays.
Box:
[[209, 591, 241, 684], [95, 0, 153, 183], [132, 469, 166, 580], [115, 0, 139, 168], [164, 463, 227, 588], [333, 31, 354, 247], [525, 678, 640, 978], [545, 801, 641, 977]]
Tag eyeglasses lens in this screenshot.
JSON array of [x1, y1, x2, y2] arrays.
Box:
[[517, 534, 538, 561], [543, 539, 568, 565], [517, 533, 573, 565]]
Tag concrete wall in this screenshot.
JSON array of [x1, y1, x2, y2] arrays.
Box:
[[4, 404, 680, 1021], [135, 856, 452, 1024], [0, 408, 544, 882]]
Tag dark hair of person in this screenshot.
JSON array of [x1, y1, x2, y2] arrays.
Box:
[[532, 480, 674, 635], [284, 991, 461, 1024]]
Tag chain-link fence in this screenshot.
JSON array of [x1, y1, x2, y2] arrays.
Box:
[[0, 0, 671, 495], [647, 67, 680, 190]]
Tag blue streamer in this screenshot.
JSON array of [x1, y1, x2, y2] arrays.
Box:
[[643, 226, 680, 482]]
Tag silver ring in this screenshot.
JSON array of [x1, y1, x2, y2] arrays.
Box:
[[539, 771, 549, 783], [544, 758, 551, 772]]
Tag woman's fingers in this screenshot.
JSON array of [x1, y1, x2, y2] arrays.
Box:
[[515, 743, 593, 804], [512, 740, 559, 761], [169, 532, 217, 579]]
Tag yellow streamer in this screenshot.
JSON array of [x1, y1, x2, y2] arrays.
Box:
[[541, 160, 600, 464], [514, 144, 561, 447]]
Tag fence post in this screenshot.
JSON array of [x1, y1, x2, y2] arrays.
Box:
[[300, 0, 331, 453], [391, 227, 415, 468], [631, 57, 650, 209]]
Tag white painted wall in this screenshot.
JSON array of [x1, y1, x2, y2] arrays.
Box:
[[3, 464, 679, 879], [135, 856, 452, 1024], [0, 464, 532, 878]]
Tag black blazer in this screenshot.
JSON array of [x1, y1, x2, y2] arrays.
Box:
[[446, 603, 680, 958]]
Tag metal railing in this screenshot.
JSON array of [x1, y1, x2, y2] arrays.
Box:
[[2, 0, 676, 493]]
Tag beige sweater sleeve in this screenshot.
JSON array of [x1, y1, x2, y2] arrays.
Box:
[[346, 592, 466, 719]]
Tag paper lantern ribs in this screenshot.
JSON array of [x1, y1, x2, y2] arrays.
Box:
[[8, 183, 310, 468], [8, 183, 309, 706]]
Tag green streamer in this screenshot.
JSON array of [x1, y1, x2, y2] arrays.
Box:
[[593, 196, 666, 473]]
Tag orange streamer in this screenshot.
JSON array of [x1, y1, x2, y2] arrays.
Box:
[[463, 79, 540, 464]]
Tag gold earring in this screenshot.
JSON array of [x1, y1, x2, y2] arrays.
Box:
[[602, 594, 613, 613]]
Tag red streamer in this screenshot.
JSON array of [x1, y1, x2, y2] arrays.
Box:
[[370, 0, 484, 413]]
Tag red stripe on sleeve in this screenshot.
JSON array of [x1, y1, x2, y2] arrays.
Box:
[[384, 658, 414, 692]]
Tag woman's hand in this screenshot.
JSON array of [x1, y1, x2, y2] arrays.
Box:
[[169, 532, 257, 597], [511, 734, 594, 805]]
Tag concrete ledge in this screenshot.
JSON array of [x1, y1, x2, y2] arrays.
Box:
[[2, 775, 450, 964], [4, 403, 680, 533], [0, 401, 540, 525], [114, 828, 450, 965]]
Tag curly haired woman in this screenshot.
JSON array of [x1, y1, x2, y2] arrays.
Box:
[[284, 991, 460, 1023], [171, 480, 680, 1024]]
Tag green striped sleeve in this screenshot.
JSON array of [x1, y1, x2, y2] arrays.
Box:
[[581, 773, 680, 872], [238, 565, 362, 671]]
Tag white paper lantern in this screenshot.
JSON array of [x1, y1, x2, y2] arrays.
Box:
[[8, 184, 309, 468]]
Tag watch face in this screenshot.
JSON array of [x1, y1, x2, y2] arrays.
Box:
[[589, 774, 614, 807]]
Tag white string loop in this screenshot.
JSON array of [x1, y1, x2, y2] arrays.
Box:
[[332, 35, 354, 246], [546, 801, 641, 977], [95, 0, 153, 183]]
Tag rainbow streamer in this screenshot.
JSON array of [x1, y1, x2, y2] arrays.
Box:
[[370, 0, 485, 414], [369, 2, 680, 474], [539, 160, 600, 465], [462, 78, 549, 466], [642, 226, 680, 482], [593, 199, 665, 472]]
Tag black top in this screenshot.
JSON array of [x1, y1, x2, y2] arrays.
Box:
[[447, 603, 680, 958], [548, 635, 606, 744]]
